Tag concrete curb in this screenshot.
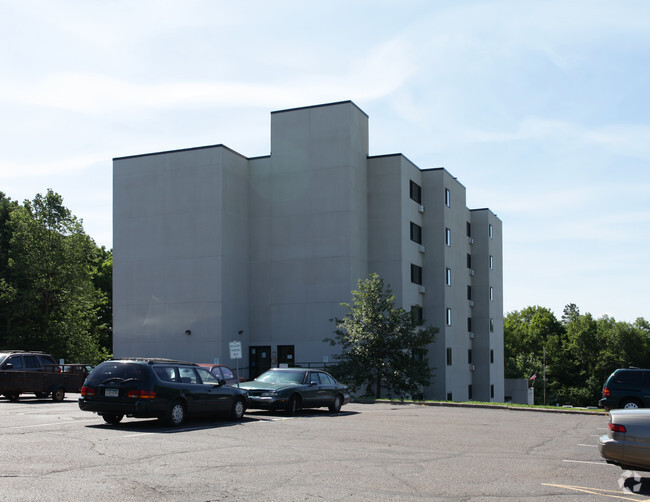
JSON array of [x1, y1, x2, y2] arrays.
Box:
[[351, 398, 606, 415]]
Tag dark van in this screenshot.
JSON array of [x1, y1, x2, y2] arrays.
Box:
[[599, 368, 650, 411]]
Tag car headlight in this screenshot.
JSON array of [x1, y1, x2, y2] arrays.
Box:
[[260, 391, 278, 397]]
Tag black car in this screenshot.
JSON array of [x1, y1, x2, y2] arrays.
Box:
[[239, 368, 350, 415], [0, 350, 58, 372], [599, 368, 650, 411], [78, 358, 248, 426]]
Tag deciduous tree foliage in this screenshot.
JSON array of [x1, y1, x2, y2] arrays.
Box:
[[505, 303, 650, 407], [326, 273, 437, 399], [0, 190, 112, 364]]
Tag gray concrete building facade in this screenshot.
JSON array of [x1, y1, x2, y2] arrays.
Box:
[[113, 100, 503, 402]]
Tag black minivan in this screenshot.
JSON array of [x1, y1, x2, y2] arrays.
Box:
[[79, 358, 248, 426], [599, 368, 650, 411]]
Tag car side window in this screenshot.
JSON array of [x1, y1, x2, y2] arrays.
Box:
[[24, 356, 40, 369], [8, 356, 23, 369], [309, 372, 321, 385], [615, 371, 642, 386], [178, 367, 199, 384], [154, 366, 177, 382], [221, 367, 235, 380], [320, 373, 335, 385], [197, 367, 221, 385]]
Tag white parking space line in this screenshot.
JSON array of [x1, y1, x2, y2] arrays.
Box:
[[7, 418, 98, 429], [563, 459, 612, 466], [578, 443, 598, 447]]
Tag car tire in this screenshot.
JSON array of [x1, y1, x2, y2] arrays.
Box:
[[51, 387, 65, 402], [621, 399, 643, 409], [102, 414, 124, 425], [166, 400, 186, 426], [7, 392, 20, 401], [286, 394, 301, 416], [230, 398, 246, 420], [329, 394, 343, 413]]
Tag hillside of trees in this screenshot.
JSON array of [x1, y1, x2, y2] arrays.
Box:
[[0, 190, 112, 364], [505, 304, 650, 407]]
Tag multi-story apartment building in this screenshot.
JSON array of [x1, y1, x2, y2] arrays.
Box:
[[113, 100, 503, 401]]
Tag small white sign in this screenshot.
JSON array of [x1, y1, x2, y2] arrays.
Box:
[[229, 341, 242, 360]]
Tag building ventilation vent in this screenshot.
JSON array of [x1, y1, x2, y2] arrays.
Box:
[[469, 269, 475, 276], [471, 364, 476, 371], [418, 205, 425, 213], [469, 238, 474, 245], [418, 245, 426, 253], [468, 300, 474, 308], [418, 285, 426, 294], [469, 332, 474, 339]]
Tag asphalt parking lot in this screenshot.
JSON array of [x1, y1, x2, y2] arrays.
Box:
[[0, 394, 647, 501]]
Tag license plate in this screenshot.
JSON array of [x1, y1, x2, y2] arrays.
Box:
[[105, 388, 119, 397]]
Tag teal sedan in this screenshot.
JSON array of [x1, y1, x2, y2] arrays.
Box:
[[240, 368, 350, 415]]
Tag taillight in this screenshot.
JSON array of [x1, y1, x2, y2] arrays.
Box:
[[80, 386, 95, 397], [127, 389, 156, 399], [603, 387, 611, 397], [609, 422, 626, 433]]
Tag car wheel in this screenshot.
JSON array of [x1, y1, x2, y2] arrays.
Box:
[[166, 400, 186, 426], [286, 394, 301, 416], [621, 399, 643, 409], [230, 398, 246, 420], [329, 394, 343, 413], [102, 414, 124, 425], [7, 392, 20, 401], [51, 388, 65, 402]]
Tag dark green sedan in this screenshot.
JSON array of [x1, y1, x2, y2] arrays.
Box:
[[240, 368, 350, 415]]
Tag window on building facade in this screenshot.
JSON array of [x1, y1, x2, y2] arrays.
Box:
[[410, 180, 422, 204], [489, 255, 493, 270], [446, 268, 451, 286], [491, 350, 494, 363], [411, 305, 423, 324], [491, 385, 494, 399], [446, 308, 452, 326], [446, 348, 452, 366], [445, 188, 450, 207], [467, 317, 472, 332], [467, 253, 472, 268], [411, 264, 423, 285], [447, 392, 453, 401], [445, 228, 451, 246], [466, 221, 471, 237], [468, 349, 472, 364], [489, 223, 493, 239], [468, 385, 473, 400], [490, 286, 494, 301], [467, 285, 472, 300], [410, 222, 422, 244], [490, 318, 494, 332]]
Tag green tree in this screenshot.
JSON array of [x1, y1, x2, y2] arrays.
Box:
[[2, 190, 109, 363], [325, 273, 437, 399]]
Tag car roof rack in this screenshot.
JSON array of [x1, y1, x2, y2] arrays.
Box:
[[110, 357, 198, 366]]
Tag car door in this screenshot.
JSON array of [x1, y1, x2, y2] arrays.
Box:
[[196, 367, 231, 415], [303, 371, 325, 407], [317, 372, 338, 406], [177, 366, 207, 416]]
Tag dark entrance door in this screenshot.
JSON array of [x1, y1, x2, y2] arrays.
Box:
[[277, 345, 295, 367], [249, 346, 271, 379]]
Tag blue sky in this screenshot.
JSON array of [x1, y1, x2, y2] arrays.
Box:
[[1, 1, 649, 322]]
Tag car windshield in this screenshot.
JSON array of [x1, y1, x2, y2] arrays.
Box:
[[0, 354, 7, 365], [88, 362, 146, 383], [256, 370, 306, 384]]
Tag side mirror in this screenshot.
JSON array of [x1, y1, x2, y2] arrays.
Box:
[[218, 378, 227, 387], [4, 363, 13, 369]]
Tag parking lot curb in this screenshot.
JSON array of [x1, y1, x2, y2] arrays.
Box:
[[351, 398, 606, 415]]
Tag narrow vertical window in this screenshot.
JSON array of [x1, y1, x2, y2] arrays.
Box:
[[445, 228, 451, 247], [491, 385, 494, 399], [411, 305, 423, 324], [411, 264, 423, 285], [467, 253, 472, 268], [489, 224, 493, 239], [467, 317, 472, 332], [466, 221, 471, 237], [445, 188, 450, 207], [446, 268, 451, 286], [410, 222, 422, 244], [410, 180, 422, 204], [490, 318, 494, 332], [489, 255, 493, 270], [490, 286, 494, 301], [446, 308, 452, 326], [468, 349, 473, 364], [468, 385, 473, 400], [491, 350, 494, 363], [467, 285, 472, 300], [446, 348, 452, 366]]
